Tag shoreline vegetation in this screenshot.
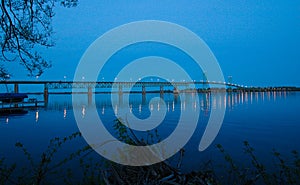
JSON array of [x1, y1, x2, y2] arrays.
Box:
[[1, 120, 299, 184]]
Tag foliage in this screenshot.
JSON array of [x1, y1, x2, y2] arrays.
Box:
[[1, 124, 299, 184], [108, 119, 217, 185], [0, 0, 78, 76], [216, 141, 300, 185], [0, 65, 9, 91], [0, 65, 9, 80], [0, 132, 93, 185], [113, 118, 161, 146]]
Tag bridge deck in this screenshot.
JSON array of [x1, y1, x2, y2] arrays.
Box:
[[0, 80, 243, 89]]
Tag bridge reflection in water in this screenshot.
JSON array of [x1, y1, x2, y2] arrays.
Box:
[[1, 91, 288, 125], [29, 91, 286, 121]]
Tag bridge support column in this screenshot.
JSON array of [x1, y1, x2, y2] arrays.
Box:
[[118, 85, 123, 95], [88, 86, 92, 105], [227, 87, 232, 93], [142, 85, 146, 95], [160, 86, 164, 95], [14, 84, 19, 93], [44, 85, 48, 105], [173, 86, 179, 94]]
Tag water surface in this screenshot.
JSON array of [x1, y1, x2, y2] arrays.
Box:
[[0, 91, 299, 173]]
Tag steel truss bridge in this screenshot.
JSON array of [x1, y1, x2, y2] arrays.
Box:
[[0, 80, 244, 89], [1, 81, 245, 103]]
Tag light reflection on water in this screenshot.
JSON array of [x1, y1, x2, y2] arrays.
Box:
[[0, 91, 299, 172]]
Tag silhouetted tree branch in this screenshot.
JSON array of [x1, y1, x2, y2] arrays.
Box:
[[0, 0, 78, 77], [0, 65, 9, 91]]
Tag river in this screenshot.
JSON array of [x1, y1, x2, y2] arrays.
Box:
[[0, 91, 299, 181]]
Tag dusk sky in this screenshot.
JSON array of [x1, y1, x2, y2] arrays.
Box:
[[8, 0, 300, 87]]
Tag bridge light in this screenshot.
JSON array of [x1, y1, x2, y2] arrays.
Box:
[[64, 108, 67, 118], [35, 110, 39, 122], [82, 106, 86, 118]]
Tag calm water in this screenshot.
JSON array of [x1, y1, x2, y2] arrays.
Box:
[[0, 91, 300, 174]]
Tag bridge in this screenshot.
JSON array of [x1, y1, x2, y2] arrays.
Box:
[[0, 80, 243, 91], [0, 80, 245, 103]]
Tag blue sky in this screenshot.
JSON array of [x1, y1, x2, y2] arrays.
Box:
[[9, 0, 300, 87]]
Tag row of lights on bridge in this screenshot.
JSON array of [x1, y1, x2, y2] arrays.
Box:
[[9, 75, 247, 88], [4, 73, 235, 83]]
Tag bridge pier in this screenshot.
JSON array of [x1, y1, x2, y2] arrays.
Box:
[[88, 86, 92, 105], [14, 84, 19, 93], [118, 85, 123, 95], [160, 85, 164, 95], [174, 93, 178, 103], [142, 85, 146, 95], [44, 85, 48, 105], [173, 86, 179, 94]]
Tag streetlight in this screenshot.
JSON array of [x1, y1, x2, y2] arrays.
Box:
[[63, 76, 66, 82]]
